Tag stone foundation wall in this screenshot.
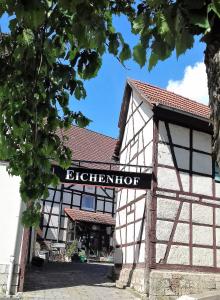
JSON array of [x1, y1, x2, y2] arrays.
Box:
[[0, 263, 20, 295], [0, 264, 8, 295], [115, 267, 148, 295], [149, 270, 220, 300]]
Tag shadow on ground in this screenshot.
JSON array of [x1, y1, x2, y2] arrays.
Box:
[[24, 262, 113, 292]]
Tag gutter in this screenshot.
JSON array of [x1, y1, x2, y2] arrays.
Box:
[[5, 175, 23, 296]]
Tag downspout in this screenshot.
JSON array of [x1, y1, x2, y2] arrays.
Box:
[[6, 196, 23, 296]]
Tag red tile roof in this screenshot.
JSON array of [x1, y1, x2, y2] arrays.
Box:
[[58, 126, 117, 163], [64, 208, 115, 226], [129, 79, 210, 119]]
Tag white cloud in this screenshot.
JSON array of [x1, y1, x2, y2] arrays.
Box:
[[166, 62, 209, 105]]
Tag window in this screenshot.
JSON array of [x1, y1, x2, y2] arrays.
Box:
[[215, 162, 220, 182], [81, 194, 95, 211]]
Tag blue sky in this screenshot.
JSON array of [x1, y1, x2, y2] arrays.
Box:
[[72, 16, 207, 138], [0, 13, 207, 139]]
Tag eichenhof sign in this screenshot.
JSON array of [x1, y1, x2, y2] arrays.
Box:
[[53, 165, 151, 189]]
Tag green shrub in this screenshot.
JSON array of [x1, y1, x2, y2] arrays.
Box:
[[66, 240, 78, 258]]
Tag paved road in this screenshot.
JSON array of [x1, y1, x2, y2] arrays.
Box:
[[22, 262, 140, 300]]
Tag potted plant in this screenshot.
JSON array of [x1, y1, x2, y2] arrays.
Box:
[[66, 240, 79, 262]]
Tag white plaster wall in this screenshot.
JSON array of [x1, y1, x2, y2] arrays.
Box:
[[138, 242, 145, 263], [215, 182, 220, 198], [216, 228, 220, 246], [156, 243, 167, 263], [115, 88, 154, 266], [122, 246, 126, 263], [192, 174, 212, 196], [193, 225, 213, 245], [158, 121, 168, 143], [135, 220, 144, 241], [173, 223, 189, 243], [127, 223, 134, 243], [135, 198, 145, 219], [142, 116, 153, 147], [193, 248, 213, 266], [157, 198, 179, 220], [118, 209, 126, 226], [179, 172, 190, 192], [158, 144, 174, 167], [120, 91, 153, 163], [179, 202, 190, 222], [158, 122, 213, 198], [156, 220, 173, 241], [115, 229, 121, 245], [192, 203, 213, 225], [157, 167, 179, 190], [156, 122, 215, 270], [126, 245, 134, 263], [216, 208, 220, 226], [117, 189, 127, 208], [217, 249, 220, 267], [167, 245, 189, 265], [127, 211, 134, 223], [120, 227, 126, 245], [0, 162, 23, 265]]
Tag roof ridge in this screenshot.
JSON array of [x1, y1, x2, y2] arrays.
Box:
[[129, 78, 209, 109], [70, 124, 117, 141]]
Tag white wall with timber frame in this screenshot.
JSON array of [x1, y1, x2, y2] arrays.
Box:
[[154, 119, 220, 271], [40, 183, 115, 242], [115, 83, 220, 296], [115, 89, 153, 267]]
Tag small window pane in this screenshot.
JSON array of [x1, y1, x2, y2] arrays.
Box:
[[81, 195, 95, 211]]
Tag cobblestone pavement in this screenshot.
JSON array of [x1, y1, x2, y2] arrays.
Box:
[[22, 262, 140, 300]]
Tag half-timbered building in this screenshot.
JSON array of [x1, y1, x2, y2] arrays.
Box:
[[114, 79, 220, 299], [0, 126, 117, 295], [39, 126, 117, 258]]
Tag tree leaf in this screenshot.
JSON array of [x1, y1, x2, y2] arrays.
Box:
[[119, 43, 131, 62], [108, 33, 119, 55], [74, 81, 86, 99], [184, 0, 206, 10], [22, 29, 34, 46], [148, 52, 159, 71], [212, 0, 220, 18], [133, 43, 146, 67], [176, 30, 194, 57], [188, 12, 210, 29], [75, 112, 91, 128]]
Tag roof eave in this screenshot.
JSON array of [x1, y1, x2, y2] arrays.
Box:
[[155, 103, 210, 123]]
